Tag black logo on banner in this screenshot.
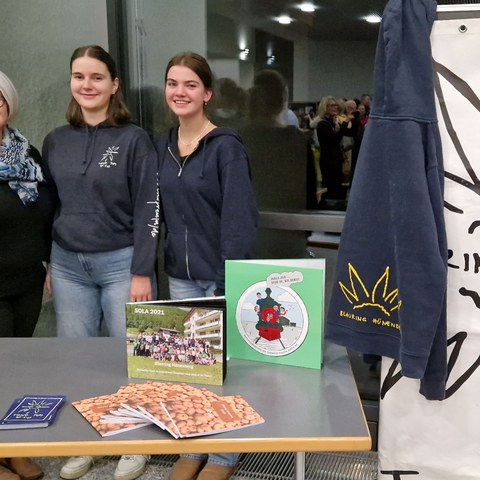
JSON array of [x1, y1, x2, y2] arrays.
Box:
[[381, 471, 419, 479], [381, 331, 480, 399]]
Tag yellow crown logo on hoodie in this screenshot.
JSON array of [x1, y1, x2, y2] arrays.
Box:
[[339, 263, 402, 317]]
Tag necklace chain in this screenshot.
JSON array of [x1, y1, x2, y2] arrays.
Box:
[[178, 121, 211, 146]]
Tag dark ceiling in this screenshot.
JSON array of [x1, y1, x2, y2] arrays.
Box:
[[208, 0, 479, 42], [208, 0, 389, 42]]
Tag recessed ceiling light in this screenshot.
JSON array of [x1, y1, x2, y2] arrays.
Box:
[[364, 13, 382, 23], [299, 2, 316, 12], [278, 15, 293, 25]]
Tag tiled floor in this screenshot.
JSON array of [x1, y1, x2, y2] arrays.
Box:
[[33, 452, 378, 480]]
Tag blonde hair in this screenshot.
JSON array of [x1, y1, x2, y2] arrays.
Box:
[[0, 70, 19, 120], [317, 96, 337, 119]]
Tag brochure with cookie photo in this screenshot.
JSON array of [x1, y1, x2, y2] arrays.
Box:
[[126, 298, 226, 386], [226, 259, 325, 369], [72, 393, 151, 437], [161, 389, 264, 438], [73, 382, 264, 439]]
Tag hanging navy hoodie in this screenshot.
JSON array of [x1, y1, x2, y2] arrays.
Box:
[[42, 123, 159, 276], [326, 0, 448, 400], [156, 127, 257, 295]]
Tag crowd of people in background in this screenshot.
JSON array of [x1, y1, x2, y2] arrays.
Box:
[[208, 80, 372, 209]]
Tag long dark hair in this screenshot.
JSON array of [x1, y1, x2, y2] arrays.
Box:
[[66, 45, 131, 127]]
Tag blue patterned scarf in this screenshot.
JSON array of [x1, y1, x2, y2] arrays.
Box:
[[0, 126, 44, 204]]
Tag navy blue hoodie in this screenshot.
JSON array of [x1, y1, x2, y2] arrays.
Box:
[[42, 123, 159, 277], [156, 127, 257, 295], [326, 0, 448, 400]]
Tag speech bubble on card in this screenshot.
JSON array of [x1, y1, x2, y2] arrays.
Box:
[[267, 271, 303, 287]]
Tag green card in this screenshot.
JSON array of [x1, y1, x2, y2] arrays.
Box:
[[226, 259, 325, 369]]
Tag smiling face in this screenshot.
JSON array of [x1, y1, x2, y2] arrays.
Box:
[[165, 65, 212, 120], [70, 56, 119, 122]]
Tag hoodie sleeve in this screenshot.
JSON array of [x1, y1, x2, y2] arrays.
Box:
[[326, 0, 448, 400], [215, 135, 258, 294], [128, 129, 160, 277]]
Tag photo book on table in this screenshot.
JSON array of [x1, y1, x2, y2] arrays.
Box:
[[0, 395, 66, 429], [226, 258, 325, 369], [72, 381, 264, 438], [125, 297, 226, 386]]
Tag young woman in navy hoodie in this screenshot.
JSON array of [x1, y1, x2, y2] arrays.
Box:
[[42, 45, 158, 480], [156, 52, 257, 480]]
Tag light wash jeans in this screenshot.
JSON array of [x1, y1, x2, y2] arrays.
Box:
[[51, 242, 133, 338], [182, 452, 240, 468], [168, 276, 239, 468], [168, 276, 216, 300]]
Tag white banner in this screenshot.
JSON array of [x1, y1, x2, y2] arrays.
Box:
[[378, 15, 480, 480]]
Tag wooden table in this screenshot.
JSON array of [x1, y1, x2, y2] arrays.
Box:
[[0, 338, 370, 480]]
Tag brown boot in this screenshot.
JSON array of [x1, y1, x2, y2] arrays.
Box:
[[169, 458, 206, 480], [196, 464, 237, 480], [5, 458, 43, 480], [0, 465, 21, 480]]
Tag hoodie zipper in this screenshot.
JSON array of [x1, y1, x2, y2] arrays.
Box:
[[167, 145, 192, 279], [167, 146, 194, 177]]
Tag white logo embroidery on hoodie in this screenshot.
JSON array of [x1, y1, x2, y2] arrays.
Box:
[[99, 146, 119, 168]]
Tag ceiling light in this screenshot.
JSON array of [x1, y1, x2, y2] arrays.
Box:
[[239, 48, 250, 61], [364, 13, 382, 23], [277, 15, 293, 25], [299, 2, 316, 12]]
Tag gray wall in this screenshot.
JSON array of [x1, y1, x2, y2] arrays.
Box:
[[0, 0, 108, 148], [0, 0, 376, 147], [307, 40, 376, 102]]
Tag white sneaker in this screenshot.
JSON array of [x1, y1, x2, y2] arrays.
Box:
[[114, 455, 150, 480], [60, 456, 95, 479]]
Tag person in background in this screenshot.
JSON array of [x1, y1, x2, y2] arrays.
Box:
[[210, 77, 246, 131], [240, 69, 317, 259], [0, 71, 48, 480], [360, 93, 372, 116], [285, 107, 300, 127], [316, 96, 352, 203], [156, 51, 257, 480], [42, 45, 158, 480], [358, 103, 369, 127], [340, 99, 362, 184]]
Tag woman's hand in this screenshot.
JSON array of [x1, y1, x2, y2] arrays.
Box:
[[130, 275, 152, 302], [45, 264, 53, 296]]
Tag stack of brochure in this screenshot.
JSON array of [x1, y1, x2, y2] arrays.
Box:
[[0, 395, 66, 429], [72, 381, 264, 438]]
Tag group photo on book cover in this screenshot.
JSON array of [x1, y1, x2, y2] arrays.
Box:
[[126, 298, 226, 386]]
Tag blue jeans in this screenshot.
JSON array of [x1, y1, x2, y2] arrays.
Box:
[[168, 276, 216, 300], [51, 242, 134, 338], [169, 277, 238, 468], [182, 453, 240, 468]]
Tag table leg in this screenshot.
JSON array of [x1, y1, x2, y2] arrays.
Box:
[[294, 452, 306, 480]]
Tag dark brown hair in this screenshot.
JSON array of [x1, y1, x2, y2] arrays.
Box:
[[66, 45, 131, 127], [248, 69, 287, 121]]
